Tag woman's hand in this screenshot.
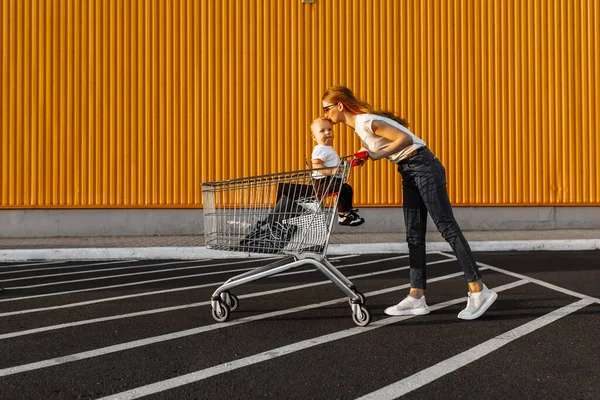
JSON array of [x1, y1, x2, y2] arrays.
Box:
[[353, 147, 370, 166]]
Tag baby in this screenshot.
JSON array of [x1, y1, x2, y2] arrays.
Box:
[[311, 117, 365, 227]]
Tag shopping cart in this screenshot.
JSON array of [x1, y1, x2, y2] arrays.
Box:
[[201, 152, 371, 326]]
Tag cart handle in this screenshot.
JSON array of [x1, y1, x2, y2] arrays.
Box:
[[343, 151, 369, 167]]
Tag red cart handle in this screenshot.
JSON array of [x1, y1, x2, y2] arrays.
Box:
[[350, 151, 369, 167]]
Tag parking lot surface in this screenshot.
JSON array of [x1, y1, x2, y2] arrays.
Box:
[[1, 251, 598, 399]]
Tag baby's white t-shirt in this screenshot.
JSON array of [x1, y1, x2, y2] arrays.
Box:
[[312, 144, 341, 177]]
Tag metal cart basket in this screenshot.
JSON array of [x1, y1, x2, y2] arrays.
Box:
[[201, 153, 371, 326]]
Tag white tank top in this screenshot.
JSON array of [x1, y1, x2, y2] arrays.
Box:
[[354, 114, 426, 163]]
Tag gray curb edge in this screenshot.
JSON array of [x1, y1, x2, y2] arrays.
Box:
[[0, 240, 598, 261]]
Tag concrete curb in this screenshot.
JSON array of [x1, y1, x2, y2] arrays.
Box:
[[0, 240, 598, 261]]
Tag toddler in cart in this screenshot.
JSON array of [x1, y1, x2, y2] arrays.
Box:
[[310, 117, 365, 227]]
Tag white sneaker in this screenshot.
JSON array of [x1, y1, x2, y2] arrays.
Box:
[[384, 295, 430, 316], [457, 284, 498, 320]]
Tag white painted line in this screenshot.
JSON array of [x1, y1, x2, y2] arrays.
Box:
[[0, 259, 206, 276], [3, 259, 265, 288], [0, 254, 413, 308], [475, 261, 600, 304], [0, 257, 432, 317], [0, 281, 221, 317], [0, 259, 267, 303], [328, 254, 359, 260], [0, 268, 497, 378], [329, 243, 411, 254], [0, 267, 252, 299], [0, 261, 66, 269], [438, 252, 600, 304], [271, 255, 409, 277], [0, 257, 456, 336], [2, 261, 153, 281], [0, 264, 414, 338], [438, 252, 600, 303], [95, 280, 528, 400], [0, 260, 130, 276], [356, 298, 593, 400]]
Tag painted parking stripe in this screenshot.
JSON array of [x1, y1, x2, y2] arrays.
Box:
[[1, 261, 144, 281], [271, 255, 409, 277], [95, 280, 529, 400], [0, 254, 390, 283], [0, 254, 411, 310], [3, 261, 262, 289], [329, 254, 359, 260], [3, 266, 256, 290], [0, 257, 455, 337], [478, 261, 600, 304], [437, 253, 600, 304], [0, 261, 66, 269], [0, 281, 222, 317], [0, 259, 206, 277], [0, 255, 417, 317], [0, 259, 270, 302], [356, 298, 593, 400], [0, 267, 484, 378], [0, 254, 372, 284]]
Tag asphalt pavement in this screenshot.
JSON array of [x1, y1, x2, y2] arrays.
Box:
[[0, 250, 598, 399]]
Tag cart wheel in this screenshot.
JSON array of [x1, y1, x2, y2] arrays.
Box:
[[226, 293, 239, 311], [352, 306, 371, 327], [220, 292, 239, 312], [211, 302, 230, 322], [348, 291, 366, 305]]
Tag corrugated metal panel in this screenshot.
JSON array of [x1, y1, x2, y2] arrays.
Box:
[[1, 0, 598, 208]]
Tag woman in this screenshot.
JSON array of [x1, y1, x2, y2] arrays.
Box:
[[322, 85, 497, 320]]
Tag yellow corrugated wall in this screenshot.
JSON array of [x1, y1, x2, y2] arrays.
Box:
[[1, 0, 598, 208]]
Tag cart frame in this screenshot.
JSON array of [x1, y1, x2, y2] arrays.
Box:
[[202, 154, 370, 326]]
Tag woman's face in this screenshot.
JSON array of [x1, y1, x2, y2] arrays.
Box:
[[322, 101, 340, 124]]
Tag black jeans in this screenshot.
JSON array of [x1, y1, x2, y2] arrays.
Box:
[[314, 177, 353, 213], [398, 147, 482, 289]]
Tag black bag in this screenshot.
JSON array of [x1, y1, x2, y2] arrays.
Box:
[[237, 183, 314, 253], [238, 219, 298, 254]]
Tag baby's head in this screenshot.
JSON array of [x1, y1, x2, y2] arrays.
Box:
[[311, 117, 334, 146]]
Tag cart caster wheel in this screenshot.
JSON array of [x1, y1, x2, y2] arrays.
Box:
[[348, 291, 366, 305], [211, 302, 230, 322], [352, 306, 371, 327], [220, 292, 239, 311], [225, 293, 239, 311]]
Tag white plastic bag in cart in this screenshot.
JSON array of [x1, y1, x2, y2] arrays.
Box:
[[282, 211, 328, 252]]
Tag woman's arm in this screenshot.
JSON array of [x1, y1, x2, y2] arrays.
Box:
[[367, 120, 414, 160]]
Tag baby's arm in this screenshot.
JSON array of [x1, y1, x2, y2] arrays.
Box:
[[311, 158, 337, 174]]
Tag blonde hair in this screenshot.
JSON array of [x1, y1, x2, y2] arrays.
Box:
[[322, 85, 409, 127], [310, 116, 332, 134]]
